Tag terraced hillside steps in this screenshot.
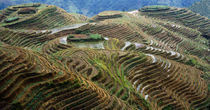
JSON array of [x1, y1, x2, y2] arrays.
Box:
[[157, 22, 201, 39], [104, 39, 187, 63], [72, 10, 209, 63], [42, 37, 72, 55], [54, 49, 153, 109], [88, 23, 144, 43], [0, 3, 209, 110], [0, 46, 134, 110], [0, 4, 87, 30], [0, 28, 52, 48], [91, 11, 123, 21], [139, 6, 210, 38], [55, 48, 208, 110]]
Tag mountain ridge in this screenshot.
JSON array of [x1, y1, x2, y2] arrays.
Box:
[[0, 0, 201, 16]]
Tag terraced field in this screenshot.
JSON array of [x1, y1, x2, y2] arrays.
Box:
[[78, 10, 209, 61], [0, 3, 87, 30], [0, 4, 209, 110], [139, 6, 210, 39]]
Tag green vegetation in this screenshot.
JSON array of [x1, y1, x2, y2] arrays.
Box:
[[0, 4, 87, 29], [89, 34, 102, 40], [12, 3, 41, 8], [0, 0, 200, 16], [190, 0, 210, 18], [4, 17, 19, 23], [186, 58, 198, 66], [0, 3, 209, 110], [140, 5, 210, 37], [141, 5, 170, 12], [17, 8, 36, 14], [75, 29, 90, 34], [67, 35, 74, 39]]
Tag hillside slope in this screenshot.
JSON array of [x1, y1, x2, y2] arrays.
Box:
[[0, 3, 87, 30], [190, 0, 210, 18], [0, 4, 209, 110], [0, 0, 201, 16], [139, 5, 210, 38]]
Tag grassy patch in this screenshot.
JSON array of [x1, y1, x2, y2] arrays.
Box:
[[141, 5, 170, 12], [75, 29, 90, 34], [4, 17, 19, 23], [186, 58, 198, 66], [68, 33, 104, 42], [89, 34, 102, 40]]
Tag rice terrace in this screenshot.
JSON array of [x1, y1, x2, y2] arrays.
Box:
[[0, 1, 209, 110]]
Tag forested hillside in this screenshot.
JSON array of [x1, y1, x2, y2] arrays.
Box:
[[0, 0, 201, 16], [190, 0, 210, 18]]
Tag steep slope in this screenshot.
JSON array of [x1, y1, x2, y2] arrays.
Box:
[[0, 45, 134, 110], [139, 5, 210, 38], [190, 0, 210, 18], [0, 4, 209, 110], [54, 47, 207, 110], [80, 10, 209, 60], [0, 3, 87, 30]]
